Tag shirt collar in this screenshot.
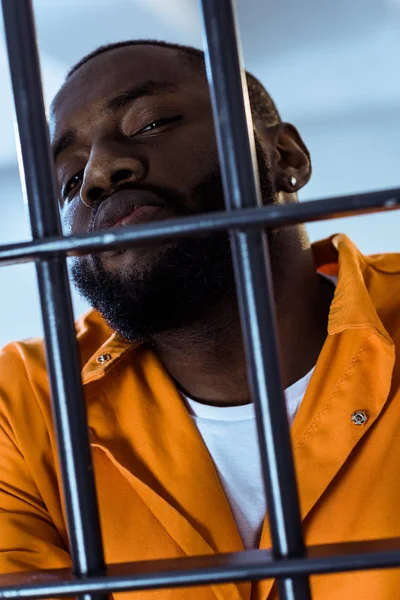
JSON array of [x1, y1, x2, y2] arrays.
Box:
[[313, 233, 392, 341], [81, 332, 137, 385]]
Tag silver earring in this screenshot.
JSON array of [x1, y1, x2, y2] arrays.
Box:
[[289, 176, 297, 188]]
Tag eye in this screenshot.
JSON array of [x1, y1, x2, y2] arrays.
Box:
[[135, 115, 182, 135], [62, 171, 84, 200]]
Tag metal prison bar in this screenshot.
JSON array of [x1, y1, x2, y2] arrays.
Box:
[[200, 2, 310, 598], [1, 0, 400, 599]]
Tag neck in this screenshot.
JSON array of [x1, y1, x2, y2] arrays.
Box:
[[152, 226, 334, 407]]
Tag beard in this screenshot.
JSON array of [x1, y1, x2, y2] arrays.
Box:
[[71, 137, 276, 342]]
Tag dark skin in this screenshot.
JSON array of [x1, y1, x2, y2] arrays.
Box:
[[51, 45, 334, 407]]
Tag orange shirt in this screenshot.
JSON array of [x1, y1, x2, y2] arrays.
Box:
[[0, 233, 400, 600]]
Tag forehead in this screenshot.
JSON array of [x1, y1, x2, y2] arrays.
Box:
[[50, 45, 206, 138]]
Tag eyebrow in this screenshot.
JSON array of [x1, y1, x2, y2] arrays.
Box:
[[105, 80, 178, 112], [52, 80, 178, 163], [52, 129, 76, 163]]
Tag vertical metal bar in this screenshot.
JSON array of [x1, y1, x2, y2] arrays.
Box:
[[1, 1, 107, 597], [198, 1, 312, 598]]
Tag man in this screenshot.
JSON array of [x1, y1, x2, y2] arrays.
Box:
[[0, 40, 399, 600]]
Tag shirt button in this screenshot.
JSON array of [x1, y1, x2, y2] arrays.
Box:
[[351, 410, 368, 426], [96, 353, 112, 364]]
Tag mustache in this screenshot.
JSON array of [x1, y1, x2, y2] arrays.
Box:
[[88, 169, 225, 230], [88, 181, 190, 231]]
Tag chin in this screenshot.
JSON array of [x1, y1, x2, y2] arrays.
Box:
[[99, 242, 176, 277]]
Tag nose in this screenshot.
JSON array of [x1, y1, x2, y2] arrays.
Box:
[[80, 141, 146, 206]]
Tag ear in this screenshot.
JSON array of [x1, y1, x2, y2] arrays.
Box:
[[255, 121, 312, 193]]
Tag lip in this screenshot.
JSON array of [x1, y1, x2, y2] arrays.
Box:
[[113, 204, 166, 228], [93, 188, 168, 231]]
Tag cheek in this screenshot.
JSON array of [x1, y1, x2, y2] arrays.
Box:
[[187, 132, 219, 178], [151, 127, 219, 189], [61, 199, 89, 236]]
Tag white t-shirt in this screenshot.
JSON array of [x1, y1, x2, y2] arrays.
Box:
[[180, 273, 337, 550], [180, 367, 314, 549]]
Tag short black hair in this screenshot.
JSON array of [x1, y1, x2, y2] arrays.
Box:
[[67, 39, 281, 127]]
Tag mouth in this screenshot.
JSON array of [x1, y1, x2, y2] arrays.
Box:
[[94, 188, 169, 231], [112, 204, 166, 228]]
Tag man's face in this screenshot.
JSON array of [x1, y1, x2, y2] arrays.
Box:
[[51, 45, 275, 341]]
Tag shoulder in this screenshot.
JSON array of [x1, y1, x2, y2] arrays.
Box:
[[364, 250, 400, 294], [0, 309, 111, 423], [0, 308, 110, 373], [364, 251, 400, 340], [365, 250, 400, 276]]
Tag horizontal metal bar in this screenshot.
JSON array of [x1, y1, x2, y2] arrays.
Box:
[[0, 187, 398, 267], [0, 538, 399, 599]]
